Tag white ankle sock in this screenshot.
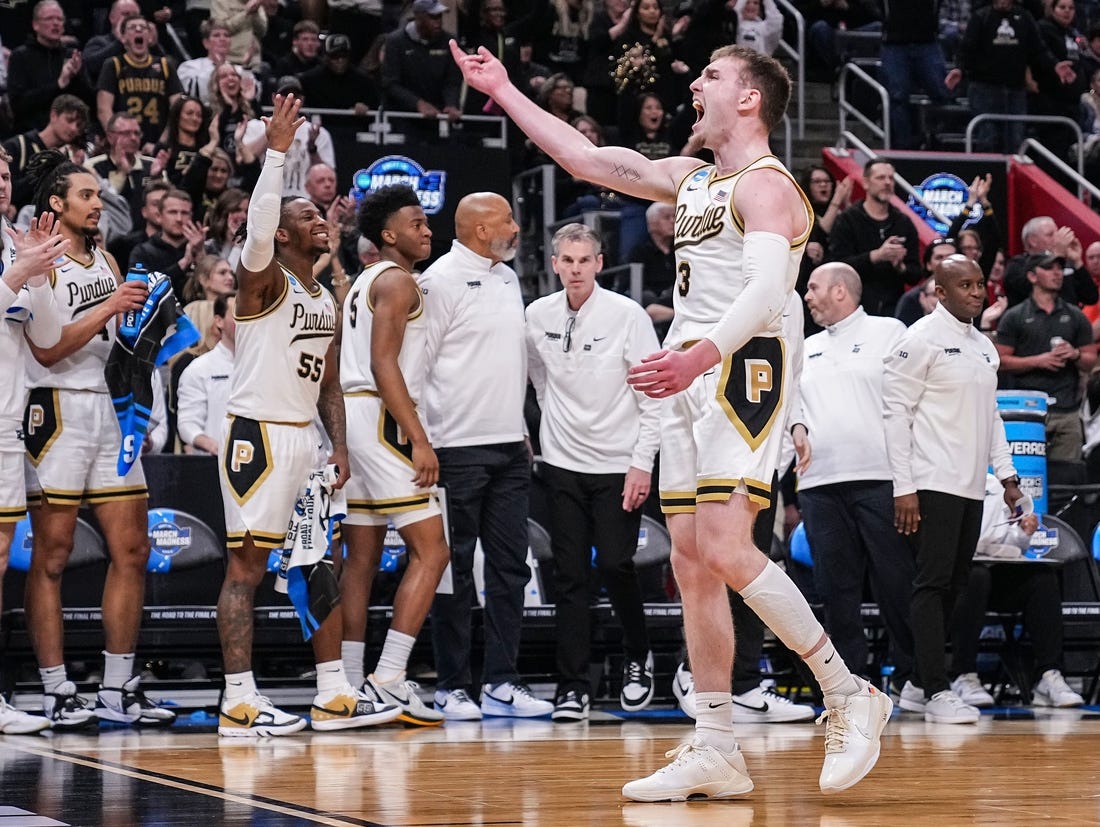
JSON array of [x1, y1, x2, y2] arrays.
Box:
[[341, 640, 365, 688], [315, 660, 348, 696], [224, 670, 257, 701], [374, 630, 415, 684], [103, 651, 135, 690], [805, 640, 860, 701], [40, 664, 66, 695], [694, 692, 738, 753]]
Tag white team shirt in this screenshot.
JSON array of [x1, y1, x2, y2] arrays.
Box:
[[242, 119, 336, 198], [798, 307, 907, 489], [340, 260, 428, 403], [420, 241, 527, 448], [0, 222, 62, 421], [666, 156, 813, 350], [228, 267, 337, 422], [177, 341, 234, 447], [525, 285, 662, 474], [883, 302, 1016, 500], [26, 248, 118, 393]]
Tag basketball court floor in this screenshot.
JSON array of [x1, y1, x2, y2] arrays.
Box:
[[2, 705, 1098, 826]]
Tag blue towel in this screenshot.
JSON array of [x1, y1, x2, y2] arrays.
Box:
[[105, 270, 200, 475]]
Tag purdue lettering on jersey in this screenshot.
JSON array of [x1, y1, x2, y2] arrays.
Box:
[[666, 157, 813, 351], [228, 269, 337, 422], [26, 249, 117, 393], [108, 55, 177, 144]]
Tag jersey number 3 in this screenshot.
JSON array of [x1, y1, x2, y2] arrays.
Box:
[[678, 261, 691, 297]]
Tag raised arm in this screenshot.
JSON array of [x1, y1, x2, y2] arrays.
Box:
[[235, 93, 306, 318], [449, 41, 694, 203]]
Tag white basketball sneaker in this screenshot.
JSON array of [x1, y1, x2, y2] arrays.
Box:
[[621, 736, 754, 802], [817, 678, 893, 794]]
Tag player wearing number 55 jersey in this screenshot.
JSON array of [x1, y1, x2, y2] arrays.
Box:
[[216, 93, 399, 738], [452, 40, 891, 799], [20, 150, 176, 732]]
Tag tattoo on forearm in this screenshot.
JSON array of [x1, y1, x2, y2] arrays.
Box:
[[217, 580, 255, 673], [611, 163, 642, 183], [318, 382, 347, 451]]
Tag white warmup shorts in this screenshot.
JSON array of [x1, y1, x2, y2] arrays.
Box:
[[659, 336, 789, 514], [220, 415, 326, 550], [23, 388, 147, 508], [342, 393, 441, 529]]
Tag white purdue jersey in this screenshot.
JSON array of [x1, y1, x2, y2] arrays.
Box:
[[340, 260, 428, 403], [26, 248, 118, 393], [665, 155, 814, 350], [228, 266, 337, 422]]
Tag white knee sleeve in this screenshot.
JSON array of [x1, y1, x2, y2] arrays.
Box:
[[739, 559, 823, 656]]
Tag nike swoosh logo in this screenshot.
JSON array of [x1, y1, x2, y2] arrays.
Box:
[[824, 653, 835, 664], [852, 720, 871, 740], [593, 336, 606, 341], [707, 702, 727, 709], [490, 693, 514, 704], [221, 710, 253, 726], [313, 703, 351, 716], [732, 700, 768, 712]]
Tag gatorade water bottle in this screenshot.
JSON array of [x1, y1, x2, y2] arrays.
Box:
[[120, 263, 149, 338]]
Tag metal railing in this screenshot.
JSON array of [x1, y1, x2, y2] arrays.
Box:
[[512, 165, 558, 296], [965, 113, 1084, 182], [775, 0, 805, 138], [837, 62, 890, 149], [1019, 138, 1100, 204], [777, 113, 792, 171], [834, 130, 950, 227], [260, 107, 509, 149]]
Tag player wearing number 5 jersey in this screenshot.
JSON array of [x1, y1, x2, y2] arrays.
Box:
[[451, 40, 891, 799], [337, 185, 450, 726], [96, 16, 183, 149], [215, 93, 399, 738]]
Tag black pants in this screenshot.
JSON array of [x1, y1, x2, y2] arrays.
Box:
[[908, 490, 984, 697], [431, 442, 531, 690], [800, 480, 916, 682], [543, 463, 650, 694], [951, 563, 1065, 676]]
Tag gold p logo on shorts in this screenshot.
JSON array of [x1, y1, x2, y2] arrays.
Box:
[[231, 440, 255, 472], [27, 405, 45, 435], [745, 359, 773, 404]]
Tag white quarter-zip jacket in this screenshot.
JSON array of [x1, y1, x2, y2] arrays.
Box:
[[798, 307, 906, 489], [883, 302, 1015, 500], [176, 341, 234, 448], [526, 285, 662, 474], [420, 241, 527, 448]]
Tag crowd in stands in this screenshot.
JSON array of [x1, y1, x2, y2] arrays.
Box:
[[0, 0, 1098, 733]]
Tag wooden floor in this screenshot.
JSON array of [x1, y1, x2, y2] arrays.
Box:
[[3, 708, 1100, 826]]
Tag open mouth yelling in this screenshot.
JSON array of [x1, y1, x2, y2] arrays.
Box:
[[692, 99, 704, 131]]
